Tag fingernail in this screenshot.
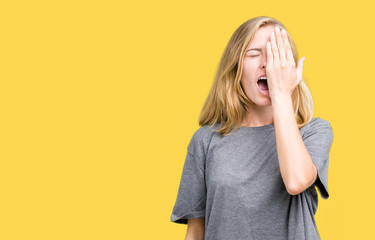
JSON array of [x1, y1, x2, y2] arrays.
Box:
[[275, 26, 280, 31]]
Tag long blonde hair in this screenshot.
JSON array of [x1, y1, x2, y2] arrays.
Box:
[[199, 16, 314, 136]]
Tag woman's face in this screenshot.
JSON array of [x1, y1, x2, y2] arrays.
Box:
[[241, 25, 275, 106]]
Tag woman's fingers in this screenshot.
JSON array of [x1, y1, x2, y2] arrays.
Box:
[[275, 26, 286, 64], [281, 29, 295, 66], [270, 31, 279, 67]]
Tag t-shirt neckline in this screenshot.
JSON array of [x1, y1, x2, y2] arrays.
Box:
[[238, 122, 275, 131]]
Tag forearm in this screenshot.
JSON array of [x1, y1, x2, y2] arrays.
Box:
[[272, 94, 316, 194], [185, 218, 205, 240]]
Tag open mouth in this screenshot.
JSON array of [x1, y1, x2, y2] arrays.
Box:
[[257, 76, 269, 90]]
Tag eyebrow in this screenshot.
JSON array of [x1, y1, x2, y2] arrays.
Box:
[[246, 48, 262, 52]]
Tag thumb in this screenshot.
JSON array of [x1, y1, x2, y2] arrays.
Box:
[[296, 56, 305, 80]]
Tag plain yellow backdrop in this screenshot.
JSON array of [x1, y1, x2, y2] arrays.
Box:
[[0, 0, 373, 239]]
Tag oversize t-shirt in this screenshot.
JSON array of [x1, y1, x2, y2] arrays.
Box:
[[170, 117, 334, 240]]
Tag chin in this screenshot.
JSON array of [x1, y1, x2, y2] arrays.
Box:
[[258, 101, 272, 106], [245, 90, 272, 107], [251, 98, 272, 107]]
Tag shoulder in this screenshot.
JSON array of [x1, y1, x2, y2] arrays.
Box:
[[191, 123, 220, 141], [308, 117, 332, 132], [187, 123, 220, 159], [301, 117, 333, 139]]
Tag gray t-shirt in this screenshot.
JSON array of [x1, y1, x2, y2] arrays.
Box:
[[170, 117, 334, 240]]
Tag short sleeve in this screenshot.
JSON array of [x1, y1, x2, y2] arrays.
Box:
[[170, 130, 207, 224], [303, 118, 334, 199]]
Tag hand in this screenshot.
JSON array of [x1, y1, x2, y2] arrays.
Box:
[[266, 26, 305, 99]]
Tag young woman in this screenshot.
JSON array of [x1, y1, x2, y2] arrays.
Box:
[[170, 16, 334, 240]]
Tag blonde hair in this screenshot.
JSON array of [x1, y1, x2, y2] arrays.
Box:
[[199, 16, 314, 136]]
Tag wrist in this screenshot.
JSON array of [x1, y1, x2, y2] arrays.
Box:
[[271, 93, 292, 105]]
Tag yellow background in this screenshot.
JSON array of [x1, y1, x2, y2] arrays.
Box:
[[0, 0, 373, 239]]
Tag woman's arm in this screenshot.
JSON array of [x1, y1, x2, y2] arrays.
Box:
[[185, 218, 205, 240], [266, 26, 315, 195], [272, 94, 318, 195]]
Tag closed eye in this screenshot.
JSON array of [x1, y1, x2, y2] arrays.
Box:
[[249, 55, 260, 58]]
